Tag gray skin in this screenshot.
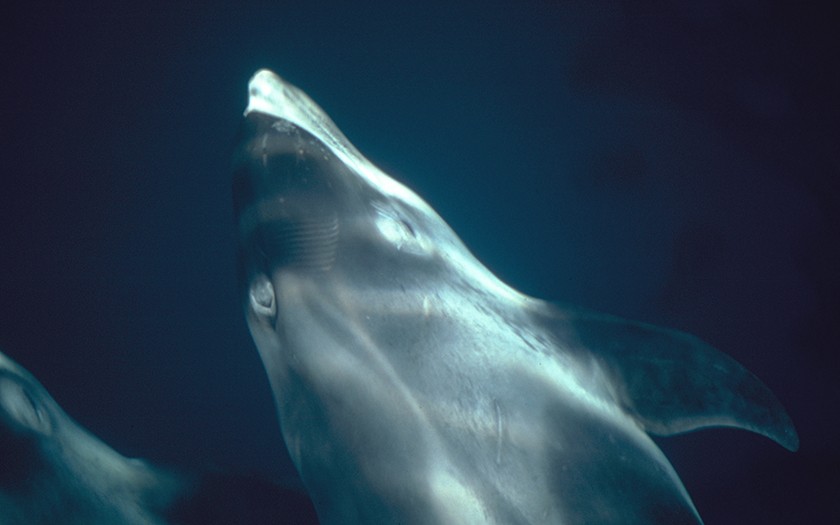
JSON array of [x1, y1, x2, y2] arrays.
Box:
[[234, 70, 798, 525], [0, 350, 319, 525], [0, 351, 183, 525]]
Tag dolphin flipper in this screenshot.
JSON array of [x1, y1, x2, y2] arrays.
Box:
[[540, 305, 799, 451]]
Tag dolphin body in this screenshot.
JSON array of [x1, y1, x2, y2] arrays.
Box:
[[0, 350, 183, 525], [0, 349, 319, 525], [234, 69, 798, 525]]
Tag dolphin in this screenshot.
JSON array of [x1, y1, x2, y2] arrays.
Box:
[[233, 69, 798, 525], [0, 349, 318, 525], [0, 350, 183, 525]]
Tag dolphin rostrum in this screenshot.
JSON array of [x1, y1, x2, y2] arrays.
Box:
[[233, 69, 798, 524]]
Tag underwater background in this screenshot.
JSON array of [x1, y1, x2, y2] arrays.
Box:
[[1, 1, 837, 523]]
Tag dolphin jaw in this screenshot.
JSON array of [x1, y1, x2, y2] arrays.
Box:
[[245, 70, 435, 214], [244, 70, 528, 306]]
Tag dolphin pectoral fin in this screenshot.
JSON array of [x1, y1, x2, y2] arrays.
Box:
[[542, 306, 799, 452]]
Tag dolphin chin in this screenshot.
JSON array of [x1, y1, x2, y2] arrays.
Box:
[[234, 69, 798, 525]]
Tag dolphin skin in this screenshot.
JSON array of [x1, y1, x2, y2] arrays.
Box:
[[0, 350, 318, 525], [0, 350, 182, 525], [233, 69, 798, 524]]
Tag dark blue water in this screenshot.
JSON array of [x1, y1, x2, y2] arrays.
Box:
[[1, 2, 836, 523]]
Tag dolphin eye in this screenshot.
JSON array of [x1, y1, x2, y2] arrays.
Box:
[[0, 376, 52, 435]]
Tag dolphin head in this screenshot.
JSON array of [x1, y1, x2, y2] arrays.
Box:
[[232, 70, 506, 297], [232, 71, 516, 521], [231, 71, 511, 385]]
